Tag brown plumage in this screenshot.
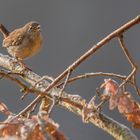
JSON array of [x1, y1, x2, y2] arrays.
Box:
[[1, 21, 43, 60]]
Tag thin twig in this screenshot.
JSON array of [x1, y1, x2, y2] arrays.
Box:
[[15, 95, 42, 118], [118, 35, 139, 96], [59, 70, 72, 96], [0, 70, 53, 101], [42, 15, 140, 97], [57, 72, 129, 87], [0, 70, 28, 90], [118, 35, 136, 68], [44, 70, 72, 116], [119, 68, 136, 88]]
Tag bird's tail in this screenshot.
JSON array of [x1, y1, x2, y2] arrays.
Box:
[[0, 24, 9, 38]]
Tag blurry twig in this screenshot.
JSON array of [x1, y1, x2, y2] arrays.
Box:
[[58, 70, 72, 96], [57, 72, 132, 87], [118, 35, 140, 96]]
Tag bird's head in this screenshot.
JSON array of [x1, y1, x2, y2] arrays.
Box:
[[25, 21, 41, 34]]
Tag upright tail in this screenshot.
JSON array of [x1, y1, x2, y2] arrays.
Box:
[[0, 24, 9, 38]]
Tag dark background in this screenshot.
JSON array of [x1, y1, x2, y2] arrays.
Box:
[[0, 1, 140, 140]]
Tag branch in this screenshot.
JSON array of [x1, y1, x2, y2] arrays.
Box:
[[57, 72, 128, 87], [16, 15, 140, 122], [0, 15, 140, 139], [118, 35, 140, 96], [0, 54, 138, 140], [42, 15, 140, 94]]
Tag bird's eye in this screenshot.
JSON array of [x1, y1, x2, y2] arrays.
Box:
[[29, 25, 34, 30]]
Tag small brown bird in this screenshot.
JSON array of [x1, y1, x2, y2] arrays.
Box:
[[0, 21, 43, 68]]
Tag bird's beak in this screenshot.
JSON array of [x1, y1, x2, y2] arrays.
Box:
[[36, 25, 41, 31]]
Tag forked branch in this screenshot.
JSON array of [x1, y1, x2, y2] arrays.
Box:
[[0, 15, 140, 140]]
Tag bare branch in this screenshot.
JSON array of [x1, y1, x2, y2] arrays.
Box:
[[0, 15, 140, 139], [57, 72, 128, 87], [118, 35, 140, 96], [42, 15, 140, 96], [0, 54, 138, 140]]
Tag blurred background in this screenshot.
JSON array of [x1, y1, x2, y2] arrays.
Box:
[[0, 0, 140, 139]]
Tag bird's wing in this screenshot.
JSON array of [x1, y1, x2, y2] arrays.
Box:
[[2, 29, 26, 47]]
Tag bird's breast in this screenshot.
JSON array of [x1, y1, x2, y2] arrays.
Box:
[[8, 33, 43, 59]]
